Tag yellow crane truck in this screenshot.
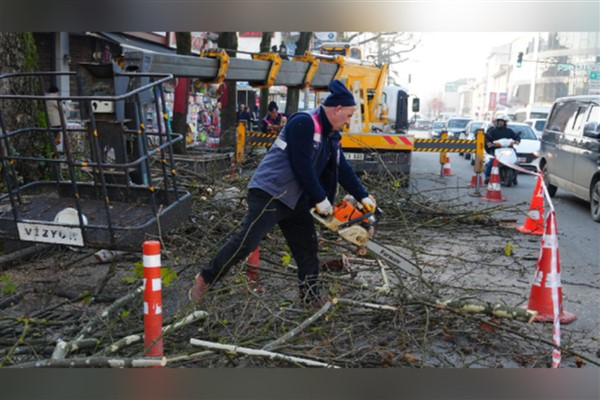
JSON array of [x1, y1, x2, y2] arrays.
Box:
[[123, 48, 420, 178]]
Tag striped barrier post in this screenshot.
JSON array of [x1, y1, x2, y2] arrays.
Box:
[[439, 131, 448, 176], [143, 240, 163, 358]]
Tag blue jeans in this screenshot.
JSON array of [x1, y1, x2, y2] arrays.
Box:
[[485, 156, 494, 178], [200, 188, 320, 300]]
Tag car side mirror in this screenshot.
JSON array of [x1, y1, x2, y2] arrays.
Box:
[[583, 121, 600, 139], [412, 98, 420, 112]]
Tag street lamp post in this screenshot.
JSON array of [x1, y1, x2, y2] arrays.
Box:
[[529, 33, 540, 105]]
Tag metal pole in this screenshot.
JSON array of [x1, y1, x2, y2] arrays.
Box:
[[529, 33, 540, 105]]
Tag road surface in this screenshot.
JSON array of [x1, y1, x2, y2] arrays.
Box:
[[409, 129, 599, 338]]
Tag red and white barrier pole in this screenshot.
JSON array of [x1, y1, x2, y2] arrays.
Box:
[[143, 240, 163, 358]]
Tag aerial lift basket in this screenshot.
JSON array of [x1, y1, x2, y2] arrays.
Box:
[[0, 63, 191, 251]]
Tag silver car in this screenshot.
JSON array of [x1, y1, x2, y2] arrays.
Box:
[[538, 95, 600, 222], [429, 121, 446, 138], [446, 117, 472, 139]]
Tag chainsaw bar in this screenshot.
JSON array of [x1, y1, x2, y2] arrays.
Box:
[[311, 202, 422, 277], [365, 240, 422, 277]]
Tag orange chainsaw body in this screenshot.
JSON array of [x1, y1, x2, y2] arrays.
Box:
[[333, 200, 365, 224]]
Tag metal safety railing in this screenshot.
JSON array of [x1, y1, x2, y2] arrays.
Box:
[[0, 64, 191, 251]]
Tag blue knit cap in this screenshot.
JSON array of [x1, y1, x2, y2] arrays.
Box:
[[323, 80, 356, 107]]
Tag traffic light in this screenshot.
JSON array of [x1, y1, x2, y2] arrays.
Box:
[[517, 52, 523, 68]]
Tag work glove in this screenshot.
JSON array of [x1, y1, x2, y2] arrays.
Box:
[[315, 198, 333, 216], [360, 195, 376, 213]]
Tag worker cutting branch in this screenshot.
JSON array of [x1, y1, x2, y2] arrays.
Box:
[[189, 80, 376, 308]]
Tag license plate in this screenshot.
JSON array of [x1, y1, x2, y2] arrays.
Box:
[[518, 157, 526, 163], [345, 152, 364, 161]]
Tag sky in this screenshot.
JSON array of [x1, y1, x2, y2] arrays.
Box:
[[394, 32, 526, 98]]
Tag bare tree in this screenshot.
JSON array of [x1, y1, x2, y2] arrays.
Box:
[[217, 32, 238, 148], [284, 32, 312, 115], [342, 32, 421, 67], [258, 32, 273, 119], [0, 32, 48, 184], [171, 32, 191, 154]]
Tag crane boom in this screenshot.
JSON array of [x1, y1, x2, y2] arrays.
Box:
[[124, 48, 418, 180], [124, 49, 339, 88]]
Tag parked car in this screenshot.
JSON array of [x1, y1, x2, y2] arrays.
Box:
[[537, 95, 600, 222], [429, 120, 446, 138], [445, 117, 472, 139], [415, 119, 433, 130], [524, 118, 546, 139]]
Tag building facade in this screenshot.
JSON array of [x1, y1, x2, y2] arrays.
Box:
[[448, 32, 600, 120], [509, 32, 600, 108]]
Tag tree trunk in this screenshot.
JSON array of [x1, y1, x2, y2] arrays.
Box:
[[285, 32, 312, 116], [171, 32, 192, 155], [258, 32, 273, 119], [217, 33, 238, 149], [0, 32, 49, 185]]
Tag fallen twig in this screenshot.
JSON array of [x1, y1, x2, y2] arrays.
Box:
[[9, 356, 166, 368], [190, 338, 338, 368]]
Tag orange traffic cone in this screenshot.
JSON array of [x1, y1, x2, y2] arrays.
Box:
[[527, 210, 576, 323], [246, 247, 260, 282], [442, 155, 453, 176], [468, 174, 484, 188], [481, 158, 506, 202], [517, 173, 545, 235]]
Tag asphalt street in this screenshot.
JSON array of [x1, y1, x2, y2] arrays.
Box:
[[408, 129, 600, 340]]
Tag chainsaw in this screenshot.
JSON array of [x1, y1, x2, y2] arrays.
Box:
[[311, 199, 422, 277]]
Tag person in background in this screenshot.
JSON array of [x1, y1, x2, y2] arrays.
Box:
[[279, 42, 289, 60], [484, 115, 520, 184], [236, 105, 252, 131], [261, 101, 285, 134], [239, 105, 252, 122], [189, 80, 377, 308], [236, 103, 245, 121], [250, 105, 260, 131]]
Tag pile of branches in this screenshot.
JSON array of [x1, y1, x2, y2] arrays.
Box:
[[1, 156, 598, 368]]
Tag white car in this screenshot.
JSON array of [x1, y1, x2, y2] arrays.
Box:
[[508, 123, 541, 171], [524, 118, 546, 139]]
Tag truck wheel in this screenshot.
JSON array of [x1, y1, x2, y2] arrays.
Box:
[[591, 180, 600, 222]]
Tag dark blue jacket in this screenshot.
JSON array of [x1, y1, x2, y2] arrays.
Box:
[[485, 126, 520, 155], [249, 107, 368, 209], [261, 112, 284, 133]]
